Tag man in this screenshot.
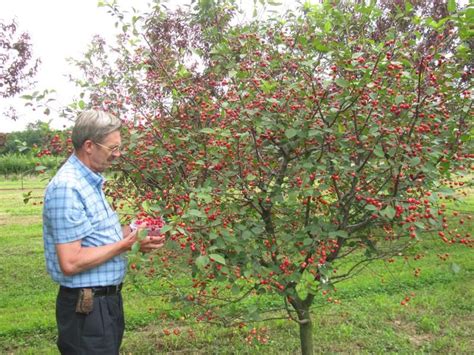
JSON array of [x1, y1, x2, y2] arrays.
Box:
[[43, 110, 165, 354]]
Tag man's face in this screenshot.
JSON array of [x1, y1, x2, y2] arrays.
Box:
[[90, 130, 122, 173]]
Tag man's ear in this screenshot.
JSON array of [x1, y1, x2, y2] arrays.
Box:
[[83, 139, 94, 154]]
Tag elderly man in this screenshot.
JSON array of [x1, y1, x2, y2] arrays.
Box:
[[43, 110, 164, 354]]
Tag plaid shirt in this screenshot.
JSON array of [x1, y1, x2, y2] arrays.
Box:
[[42, 154, 126, 287]]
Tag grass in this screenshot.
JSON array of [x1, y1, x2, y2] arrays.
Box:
[[0, 176, 472, 354]]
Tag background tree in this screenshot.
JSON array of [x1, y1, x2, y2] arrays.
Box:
[[0, 19, 39, 99], [70, 1, 472, 354]]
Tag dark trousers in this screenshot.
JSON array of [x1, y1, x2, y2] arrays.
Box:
[[56, 287, 125, 355]]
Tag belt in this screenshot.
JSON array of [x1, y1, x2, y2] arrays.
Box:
[[60, 283, 123, 296]]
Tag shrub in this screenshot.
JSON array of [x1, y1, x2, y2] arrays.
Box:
[[0, 153, 64, 177]]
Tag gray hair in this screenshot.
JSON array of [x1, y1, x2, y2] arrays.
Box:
[[71, 110, 122, 150]]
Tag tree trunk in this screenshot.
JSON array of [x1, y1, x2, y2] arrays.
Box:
[[297, 305, 313, 355], [289, 291, 315, 354], [290, 295, 313, 355]]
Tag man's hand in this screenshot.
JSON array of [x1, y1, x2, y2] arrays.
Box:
[[139, 233, 166, 253], [123, 228, 138, 249]]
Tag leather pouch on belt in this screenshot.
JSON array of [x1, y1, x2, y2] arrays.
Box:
[[75, 288, 94, 314]]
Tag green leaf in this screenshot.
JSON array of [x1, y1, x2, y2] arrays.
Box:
[[209, 253, 226, 265], [296, 280, 308, 300], [177, 227, 187, 235], [177, 65, 190, 78], [131, 241, 141, 253], [196, 255, 210, 270], [351, 52, 365, 59], [313, 39, 329, 52], [142, 200, 151, 212], [261, 80, 277, 94], [138, 228, 148, 240], [447, 0, 456, 12], [395, 95, 404, 105], [159, 225, 173, 234], [335, 78, 350, 88], [373, 146, 385, 158], [200, 128, 215, 134], [285, 128, 298, 139], [196, 192, 213, 203], [231, 283, 241, 295], [381, 206, 396, 220], [414, 222, 425, 230], [188, 209, 206, 218], [22, 191, 32, 204], [426, 87, 436, 96], [324, 21, 332, 33], [409, 157, 421, 166]]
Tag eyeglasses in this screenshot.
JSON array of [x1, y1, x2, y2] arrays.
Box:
[[94, 141, 122, 153]]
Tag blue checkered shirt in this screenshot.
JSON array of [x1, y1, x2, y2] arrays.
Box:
[[42, 154, 126, 287]]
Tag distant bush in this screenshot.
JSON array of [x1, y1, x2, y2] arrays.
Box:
[[0, 153, 64, 177]]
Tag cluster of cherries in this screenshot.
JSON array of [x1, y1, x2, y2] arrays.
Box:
[[131, 216, 165, 232]]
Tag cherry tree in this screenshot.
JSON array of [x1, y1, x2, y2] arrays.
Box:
[[70, 1, 472, 353]]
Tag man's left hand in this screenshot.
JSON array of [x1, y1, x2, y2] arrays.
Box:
[[139, 234, 166, 253]]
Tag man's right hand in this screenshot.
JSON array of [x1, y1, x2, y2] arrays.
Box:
[[123, 228, 138, 250]]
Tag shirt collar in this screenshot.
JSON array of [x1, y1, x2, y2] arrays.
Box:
[[69, 153, 105, 188]]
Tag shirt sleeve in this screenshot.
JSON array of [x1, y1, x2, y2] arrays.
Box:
[[44, 181, 94, 244]]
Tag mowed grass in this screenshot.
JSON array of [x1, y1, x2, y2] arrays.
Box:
[[0, 176, 472, 354]]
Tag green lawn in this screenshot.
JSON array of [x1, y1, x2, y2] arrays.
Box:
[[0, 177, 472, 354]]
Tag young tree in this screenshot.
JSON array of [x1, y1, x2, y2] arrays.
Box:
[[70, 1, 472, 353]]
